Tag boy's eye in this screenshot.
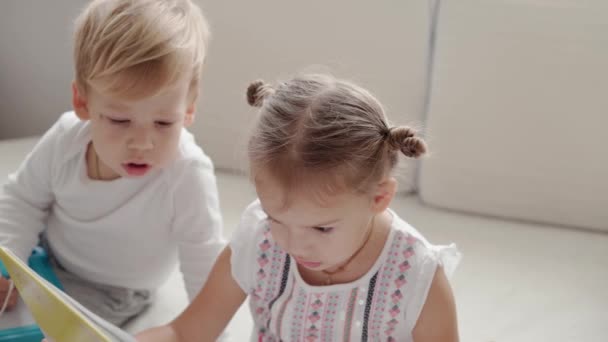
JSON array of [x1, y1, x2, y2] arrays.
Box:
[[109, 118, 130, 125], [313, 226, 334, 233], [155, 121, 174, 127]]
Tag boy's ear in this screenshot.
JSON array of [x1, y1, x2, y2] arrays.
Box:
[[72, 81, 90, 120], [184, 94, 197, 127], [370, 177, 397, 214]]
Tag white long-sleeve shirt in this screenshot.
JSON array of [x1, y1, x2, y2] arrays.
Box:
[[0, 112, 225, 300]]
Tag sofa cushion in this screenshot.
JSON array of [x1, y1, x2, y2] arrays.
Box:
[[418, 0, 608, 231]]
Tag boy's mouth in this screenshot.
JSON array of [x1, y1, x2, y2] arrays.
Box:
[[123, 162, 150, 176]]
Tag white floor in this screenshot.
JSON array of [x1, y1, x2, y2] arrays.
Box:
[[127, 172, 608, 342]]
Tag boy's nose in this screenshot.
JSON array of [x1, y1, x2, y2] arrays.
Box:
[[128, 128, 154, 150]]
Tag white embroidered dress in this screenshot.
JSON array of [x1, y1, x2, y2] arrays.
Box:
[[230, 201, 460, 342]]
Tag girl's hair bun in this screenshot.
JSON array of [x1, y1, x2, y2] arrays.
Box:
[[247, 80, 274, 107], [387, 126, 427, 158]]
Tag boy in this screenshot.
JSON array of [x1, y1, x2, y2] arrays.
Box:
[[0, 0, 224, 327]]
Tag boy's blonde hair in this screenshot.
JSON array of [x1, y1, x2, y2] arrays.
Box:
[[246, 74, 427, 199], [74, 0, 210, 99]]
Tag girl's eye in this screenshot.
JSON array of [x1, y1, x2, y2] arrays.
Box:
[[109, 118, 130, 125], [314, 226, 334, 233], [156, 121, 174, 127]]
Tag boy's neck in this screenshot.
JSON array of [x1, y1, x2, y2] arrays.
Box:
[[86, 143, 121, 181]]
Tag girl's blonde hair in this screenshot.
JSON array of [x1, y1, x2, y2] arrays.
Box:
[[74, 0, 210, 99], [247, 74, 427, 198]]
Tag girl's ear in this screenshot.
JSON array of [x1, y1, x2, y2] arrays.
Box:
[[370, 177, 397, 214], [72, 81, 91, 120]]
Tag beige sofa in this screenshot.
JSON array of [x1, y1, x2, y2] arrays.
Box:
[[1, 1, 607, 341]]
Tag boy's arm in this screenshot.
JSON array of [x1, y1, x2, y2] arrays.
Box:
[[412, 266, 459, 342], [0, 123, 61, 262], [136, 246, 246, 342], [171, 160, 225, 301]]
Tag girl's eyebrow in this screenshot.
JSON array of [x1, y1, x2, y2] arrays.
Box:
[[266, 213, 339, 228]]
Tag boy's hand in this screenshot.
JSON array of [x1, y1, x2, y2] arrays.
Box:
[[0, 276, 19, 311]]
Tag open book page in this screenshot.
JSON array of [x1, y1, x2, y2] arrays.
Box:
[[0, 247, 58, 330], [0, 247, 135, 342], [50, 279, 136, 341]]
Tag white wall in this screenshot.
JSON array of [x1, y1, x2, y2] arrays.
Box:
[[0, 1, 88, 138], [0, 1, 430, 185]]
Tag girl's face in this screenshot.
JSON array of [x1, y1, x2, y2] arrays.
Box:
[[255, 171, 380, 273]]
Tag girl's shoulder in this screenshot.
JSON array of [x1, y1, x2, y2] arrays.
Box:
[[229, 200, 287, 292], [388, 210, 461, 279], [231, 199, 269, 243], [384, 210, 461, 333]]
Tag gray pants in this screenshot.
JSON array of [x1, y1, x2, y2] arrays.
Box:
[[41, 236, 154, 327]]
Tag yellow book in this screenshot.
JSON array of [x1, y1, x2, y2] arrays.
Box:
[[0, 247, 135, 342]]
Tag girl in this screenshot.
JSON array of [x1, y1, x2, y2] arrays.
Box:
[[137, 74, 461, 341]]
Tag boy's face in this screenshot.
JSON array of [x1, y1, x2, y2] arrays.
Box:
[[72, 77, 195, 179]]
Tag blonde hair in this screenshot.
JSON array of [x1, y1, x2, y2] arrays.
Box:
[[247, 74, 427, 198], [74, 0, 210, 99]]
